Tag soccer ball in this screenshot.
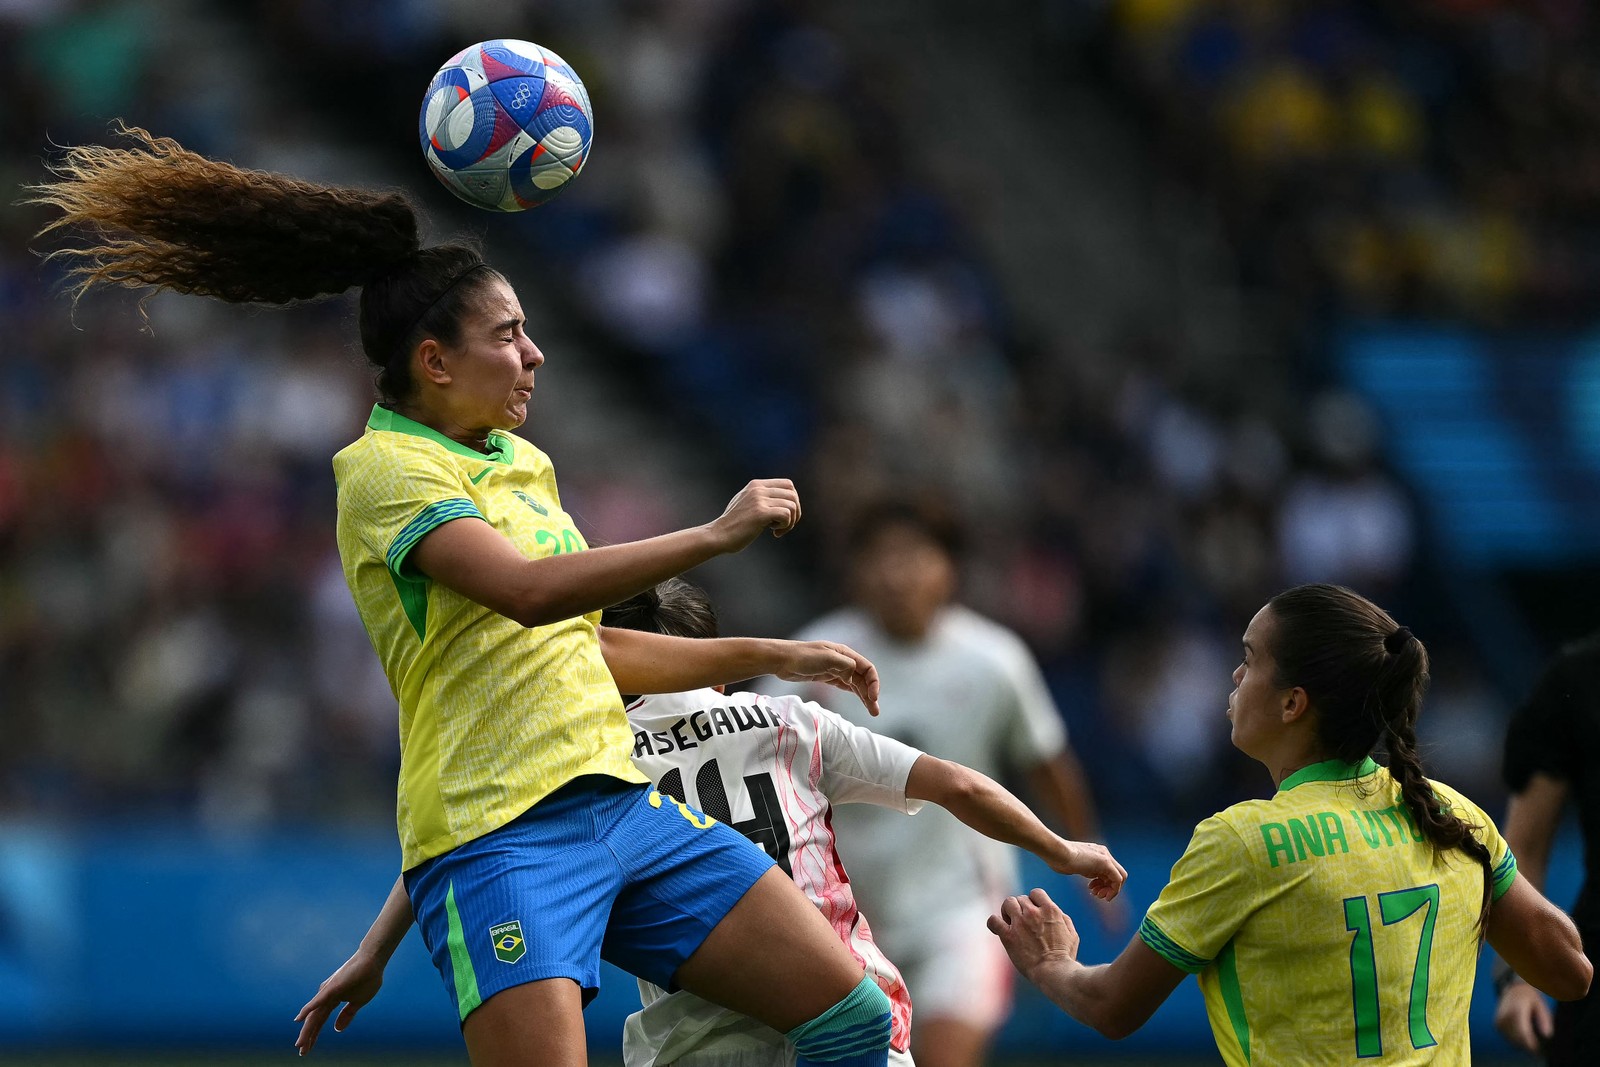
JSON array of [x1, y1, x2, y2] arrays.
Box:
[[419, 39, 594, 212]]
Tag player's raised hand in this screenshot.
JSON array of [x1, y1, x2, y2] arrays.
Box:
[[1494, 979, 1554, 1053], [774, 640, 882, 716], [294, 948, 386, 1056], [1046, 840, 1128, 901], [988, 888, 1080, 981], [708, 479, 802, 551]]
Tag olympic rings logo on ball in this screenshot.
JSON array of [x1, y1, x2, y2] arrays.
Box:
[[511, 84, 533, 110]]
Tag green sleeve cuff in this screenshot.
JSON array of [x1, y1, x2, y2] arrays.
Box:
[[1139, 915, 1211, 975], [1491, 848, 1518, 902], [387, 498, 483, 578]]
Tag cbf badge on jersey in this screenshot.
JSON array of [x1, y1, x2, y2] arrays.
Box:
[[489, 920, 526, 964]]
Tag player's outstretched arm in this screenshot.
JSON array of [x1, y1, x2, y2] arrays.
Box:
[[294, 876, 414, 1057], [905, 756, 1126, 899], [987, 888, 1183, 1039], [599, 627, 881, 715], [1486, 873, 1592, 1003], [410, 478, 802, 628]]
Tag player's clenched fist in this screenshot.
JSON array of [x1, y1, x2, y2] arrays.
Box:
[[988, 888, 1080, 982], [708, 478, 802, 552]]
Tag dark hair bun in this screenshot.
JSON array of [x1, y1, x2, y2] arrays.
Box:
[[1384, 626, 1413, 654]]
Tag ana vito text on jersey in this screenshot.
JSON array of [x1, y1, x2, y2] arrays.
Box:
[[632, 703, 776, 757], [1257, 801, 1503, 870]]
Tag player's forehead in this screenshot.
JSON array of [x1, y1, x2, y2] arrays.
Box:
[[1242, 604, 1276, 653], [465, 277, 525, 327]]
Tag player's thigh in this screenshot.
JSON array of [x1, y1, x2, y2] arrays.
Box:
[[462, 976, 587, 1067], [674, 866, 866, 1031]]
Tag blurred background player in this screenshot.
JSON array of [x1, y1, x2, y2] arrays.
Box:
[[988, 584, 1591, 1063], [770, 500, 1110, 1067], [295, 578, 1126, 1067], [1495, 631, 1600, 1063]]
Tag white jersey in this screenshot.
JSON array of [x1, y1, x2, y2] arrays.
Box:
[[769, 605, 1068, 946], [621, 688, 924, 1067]]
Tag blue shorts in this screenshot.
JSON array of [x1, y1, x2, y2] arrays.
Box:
[[404, 775, 775, 1023]]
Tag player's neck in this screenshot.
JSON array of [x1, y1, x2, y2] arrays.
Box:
[[390, 399, 496, 453], [872, 607, 943, 644], [1266, 745, 1336, 789]]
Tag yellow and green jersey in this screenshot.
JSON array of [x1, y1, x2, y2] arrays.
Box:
[[1140, 758, 1516, 1066], [333, 405, 647, 869]]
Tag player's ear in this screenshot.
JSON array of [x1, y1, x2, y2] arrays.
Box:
[[1281, 686, 1311, 724], [416, 337, 452, 386]]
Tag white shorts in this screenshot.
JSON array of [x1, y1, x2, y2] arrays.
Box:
[[885, 909, 1015, 1033]]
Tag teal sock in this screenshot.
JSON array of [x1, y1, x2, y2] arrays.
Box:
[[786, 975, 892, 1067]]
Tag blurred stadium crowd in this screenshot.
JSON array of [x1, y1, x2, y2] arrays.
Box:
[[3, 0, 1577, 831], [1100, 0, 1600, 322]]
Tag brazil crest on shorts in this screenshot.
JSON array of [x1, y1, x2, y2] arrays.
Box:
[[490, 920, 526, 964]]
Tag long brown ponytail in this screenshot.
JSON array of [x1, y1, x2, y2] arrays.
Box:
[[26, 123, 504, 402], [1266, 584, 1496, 932]]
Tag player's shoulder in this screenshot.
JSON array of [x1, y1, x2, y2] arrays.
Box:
[[939, 606, 1038, 669], [724, 688, 822, 729], [333, 422, 451, 482], [1425, 776, 1492, 825], [1199, 799, 1280, 850]]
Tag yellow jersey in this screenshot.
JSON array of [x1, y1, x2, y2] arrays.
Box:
[[1140, 758, 1516, 1066], [333, 405, 647, 868]]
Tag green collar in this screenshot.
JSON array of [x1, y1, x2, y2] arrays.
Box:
[[1278, 756, 1380, 793], [366, 404, 513, 464]]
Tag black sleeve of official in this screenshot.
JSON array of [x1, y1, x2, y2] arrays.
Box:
[[1504, 650, 1581, 791]]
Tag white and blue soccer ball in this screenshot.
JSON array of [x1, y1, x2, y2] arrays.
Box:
[[419, 39, 594, 212]]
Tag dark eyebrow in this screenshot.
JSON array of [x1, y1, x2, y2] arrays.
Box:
[[491, 316, 522, 334]]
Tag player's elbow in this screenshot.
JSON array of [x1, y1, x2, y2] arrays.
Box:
[[1092, 1015, 1138, 1041], [1549, 954, 1593, 1002], [1085, 1003, 1144, 1041]]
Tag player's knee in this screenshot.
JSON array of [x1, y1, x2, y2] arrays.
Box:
[[787, 975, 892, 1067]]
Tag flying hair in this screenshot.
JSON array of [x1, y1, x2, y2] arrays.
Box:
[[26, 122, 421, 306], [26, 122, 508, 403]]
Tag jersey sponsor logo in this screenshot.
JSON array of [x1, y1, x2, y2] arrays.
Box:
[[489, 920, 526, 964], [632, 705, 774, 758], [513, 490, 549, 515], [469, 467, 494, 484]]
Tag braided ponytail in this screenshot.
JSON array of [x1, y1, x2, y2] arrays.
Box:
[[28, 123, 507, 403], [1267, 585, 1496, 932]]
